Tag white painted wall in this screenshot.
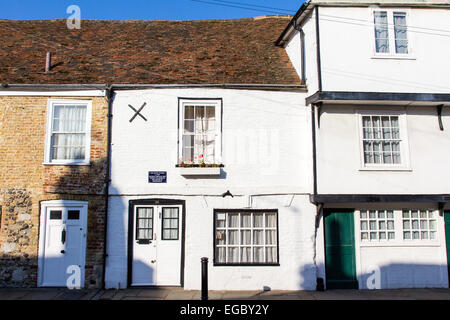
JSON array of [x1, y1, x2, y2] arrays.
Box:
[[316, 104, 450, 194], [285, 11, 320, 93], [105, 194, 319, 290], [109, 88, 312, 196], [105, 88, 323, 290], [352, 205, 448, 289], [319, 6, 450, 93], [285, 6, 450, 93]]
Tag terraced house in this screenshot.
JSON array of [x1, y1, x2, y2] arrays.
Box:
[[277, 0, 450, 289], [1, 0, 450, 291]]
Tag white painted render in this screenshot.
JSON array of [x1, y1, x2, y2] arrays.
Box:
[[108, 88, 313, 196], [316, 104, 450, 194], [284, 3, 450, 290], [105, 194, 319, 290], [105, 88, 324, 290], [285, 5, 450, 93]]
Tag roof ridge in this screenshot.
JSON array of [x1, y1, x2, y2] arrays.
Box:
[[0, 15, 293, 23]]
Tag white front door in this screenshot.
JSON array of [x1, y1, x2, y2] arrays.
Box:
[[131, 205, 182, 286], [39, 202, 87, 287]]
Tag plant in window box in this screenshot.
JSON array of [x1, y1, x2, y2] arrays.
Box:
[[177, 155, 222, 168]]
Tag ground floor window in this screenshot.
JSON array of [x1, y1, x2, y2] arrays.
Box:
[[357, 209, 438, 244], [214, 210, 278, 265], [402, 210, 437, 240], [360, 210, 395, 241]]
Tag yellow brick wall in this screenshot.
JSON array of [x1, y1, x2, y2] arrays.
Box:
[[0, 95, 108, 288]]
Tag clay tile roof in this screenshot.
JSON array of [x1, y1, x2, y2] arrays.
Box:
[[0, 17, 301, 85]]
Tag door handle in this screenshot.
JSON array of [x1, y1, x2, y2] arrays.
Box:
[[61, 250, 65, 254], [61, 229, 66, 245], [151, 260, 156, 263]]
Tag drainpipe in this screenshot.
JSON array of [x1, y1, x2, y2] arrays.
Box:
[[102, 86, 114, 289], [315, 5, 323, 92], [292, 19, 306, 85], [313, 5, 324, 290]]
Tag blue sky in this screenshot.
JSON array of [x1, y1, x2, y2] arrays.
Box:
[[0, 0, 305, 20]]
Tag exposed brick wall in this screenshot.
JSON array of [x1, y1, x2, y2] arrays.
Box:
[[0, 96, 108, 288]]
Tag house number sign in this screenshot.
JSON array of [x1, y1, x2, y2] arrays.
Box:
[[148, 171, 167, 183]]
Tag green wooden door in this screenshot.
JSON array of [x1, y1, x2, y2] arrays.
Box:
[[445, 212, 450, 287], [324, 209, 358, 289]]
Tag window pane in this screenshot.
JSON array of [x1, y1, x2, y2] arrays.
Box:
[[265, 247, 277, 263], [68, 210, 80, 220], [240, 247, 251, 263], [265, 230, 276, 245], [185, 106, 195, 119], [241, 214, 251, 228], [50, 210, 62, 220], [228, 214, 239, 227], [266, 213, 276, 228], [253, 215, 264, 228], [394, 12, 408, 54], [241, 230, 251, 245], [216, 247, 226, 263], [374, 11, 389, 53], [227, 247, 239, 263], [253, 230, 264, 245], [228, 230, 239, 245], [361, 221, 368, 231]]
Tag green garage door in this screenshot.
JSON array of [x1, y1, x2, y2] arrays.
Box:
[[324, 209, 358, 289], [445, 212, 450, 287]]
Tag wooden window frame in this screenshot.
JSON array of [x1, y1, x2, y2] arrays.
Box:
[[44, 99, 92, 165], [357, 109, 411, 171], [213, 209, 280, 266], [177, 98, 222, 165]]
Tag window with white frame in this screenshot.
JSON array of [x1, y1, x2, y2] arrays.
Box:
[[214, 210, 278, 265], [179, 99, 221, 165], [402, 210, 437, 240], [360, 210, 395, 241], [373, 10, 409, 55], [362, 115, 401, 165], [45, 100, 91, 164]]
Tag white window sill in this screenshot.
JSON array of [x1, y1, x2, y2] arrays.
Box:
[[178, 166, 221, 176], [371, 54, 416, 60], [43, 161, 91, 166], [359, 241, 441, 248], [359, 166, 412, 172]]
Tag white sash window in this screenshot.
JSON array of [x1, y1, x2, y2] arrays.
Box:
[[178, 99, 222, 165], [45, 100, 92, 165]]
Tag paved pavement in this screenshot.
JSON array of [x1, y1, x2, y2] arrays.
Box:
[[0, 287, 449, 300]]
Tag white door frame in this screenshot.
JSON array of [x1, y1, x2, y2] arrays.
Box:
[[127, 199, 185, 287], [38, 200, 88, 287]]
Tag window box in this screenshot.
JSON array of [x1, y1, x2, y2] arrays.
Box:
[[177, 164, 222, 176]]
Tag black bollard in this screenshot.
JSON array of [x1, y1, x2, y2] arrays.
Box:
[[201, 257, 208, 300]]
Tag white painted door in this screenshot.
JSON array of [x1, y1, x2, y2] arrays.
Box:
[[41, 206, 86, 287], [132, 205, 182, 286]]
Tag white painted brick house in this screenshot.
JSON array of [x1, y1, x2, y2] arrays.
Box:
[[277, 0, 450, 289]]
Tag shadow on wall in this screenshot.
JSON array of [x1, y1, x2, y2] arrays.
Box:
[[298, 212, 449, 290], [0, 157, 107, 288], [298, 262, 449, 291]]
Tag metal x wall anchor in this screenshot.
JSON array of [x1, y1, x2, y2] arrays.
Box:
[[128, 102, 148, 122]]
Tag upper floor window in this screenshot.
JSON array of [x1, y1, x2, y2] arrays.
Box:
[[45, 100, 92, 165], [358, 111, 410, 170], [373, 10, 409, 55], [178, 99, 222, 165]]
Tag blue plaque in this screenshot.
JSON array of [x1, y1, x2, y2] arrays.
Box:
[[148, 171, 167, 183]]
